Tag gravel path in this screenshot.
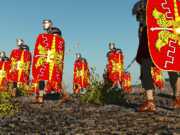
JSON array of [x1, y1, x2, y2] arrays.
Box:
[[0, 94, 179, 135]]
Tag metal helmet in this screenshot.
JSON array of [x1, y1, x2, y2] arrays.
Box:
[[76, 53, 82, 59], [0, 51, 6, 58], [16, 39, 25, 46], [132, 0, 147, 25], [109, 42, 116, 50], [42, 19, 53, 30]]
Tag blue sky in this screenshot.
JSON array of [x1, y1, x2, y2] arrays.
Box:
[[0, 0, 141, 91]]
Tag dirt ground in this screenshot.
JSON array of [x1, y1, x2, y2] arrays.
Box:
[[0, 92, 179, 135]]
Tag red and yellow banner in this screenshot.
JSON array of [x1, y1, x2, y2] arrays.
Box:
[[73, 59, 90, 94], [147, 0, 180, 71], [32, 33, 65, 93]]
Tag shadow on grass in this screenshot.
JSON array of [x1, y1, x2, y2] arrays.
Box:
[[44, 93, 61, 100]]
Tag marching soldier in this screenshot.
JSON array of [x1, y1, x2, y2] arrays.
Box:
[[0, 51, 10, 91], [39, 19, 62, 103], [106, 43, 124, 88], [73, 53, 90, 94], [9, 39, 31, 97], [33, 19, 69, 103], [106, 43, 132, 93], [132, 0, 180, 112]]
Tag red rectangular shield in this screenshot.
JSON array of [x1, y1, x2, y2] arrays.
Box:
[[147, 0, 180, 71], [32, 33, 65, 92], [9, 49, 31, 84]]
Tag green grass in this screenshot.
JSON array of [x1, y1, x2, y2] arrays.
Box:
[[80, 67, 128, 105], [0, 91, 18, 117]]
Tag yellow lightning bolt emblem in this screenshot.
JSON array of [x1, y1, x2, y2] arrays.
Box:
[[36, 35, 64, 81], [48, 36, 56, 81], [17, 51, 25, 82]]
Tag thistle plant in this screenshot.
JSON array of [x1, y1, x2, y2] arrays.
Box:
[[0, 91, 18, 117], [80, 67, 128, 105]]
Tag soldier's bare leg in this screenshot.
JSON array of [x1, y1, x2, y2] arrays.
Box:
[[59, 90, 70, 105], [138, 59, 156, 112], [174, 77, 180, 109], [60, 83, 70, 105], [37, 80, 45, 103], [112, 81, 120, 89], [168, 72, 180, 109], [168, 72, 177, 98], [176, 77, 180, 96], [11, 82, 17, 97]]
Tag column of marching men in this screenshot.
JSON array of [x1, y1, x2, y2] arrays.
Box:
[[0, 17, 179, 110], [0, 39, 31, 97], [0, 19, 165, 102], [0, 19, 133, 103]]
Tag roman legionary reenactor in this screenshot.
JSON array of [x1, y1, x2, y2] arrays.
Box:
[[32, 19, 69, 103], [9, 39, 31, 96], [0, 51, 10, 91], [73, 53, 90, 94], [106, 43, 124, 88], [132, 0, 180, 111]]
